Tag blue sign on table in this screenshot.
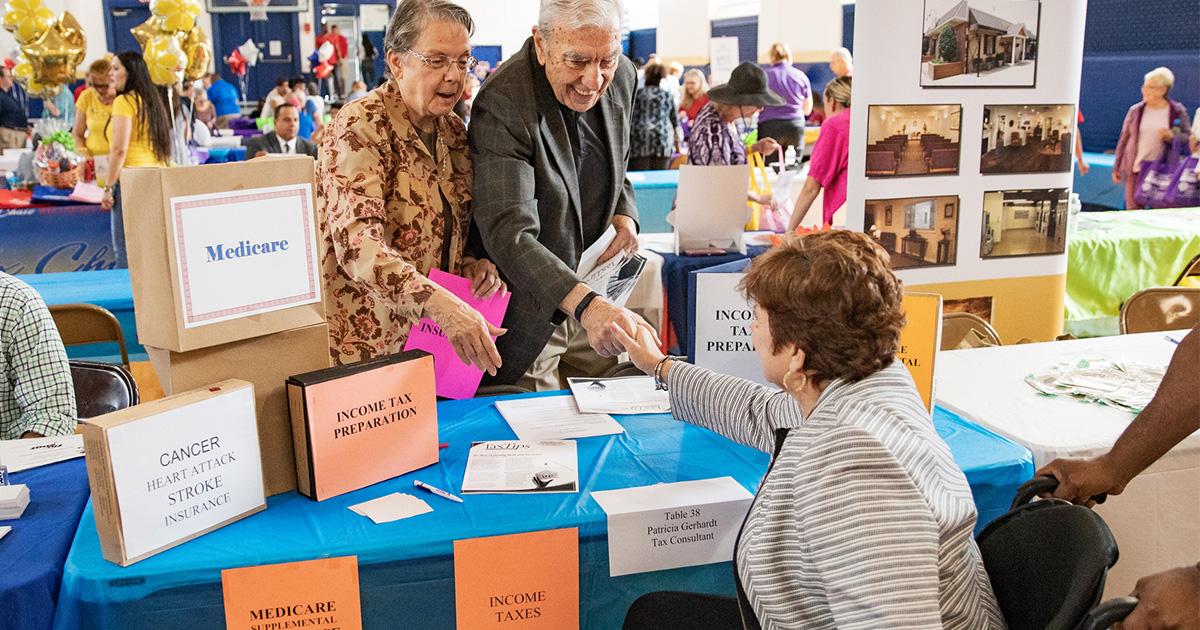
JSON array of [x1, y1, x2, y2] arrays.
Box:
[[0, 205, 116, 275]]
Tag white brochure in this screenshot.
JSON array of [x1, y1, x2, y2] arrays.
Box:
[[0, 434, 85, 473], [591, 477, 754, 577], [567, 376, 670, 415], [461, 440, 578, 494], [494, 396, 625, 441]]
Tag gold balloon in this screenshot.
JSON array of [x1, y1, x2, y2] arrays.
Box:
[[3, 0, 53, 45], [150, 0, 200, 34], [179, 25, 212, 82], [144, 34, 186, 86], [20, 12, 87, 88], [12, 54, 32, 79], [26, 78, 58, 98], [130, 15, 170, 51]]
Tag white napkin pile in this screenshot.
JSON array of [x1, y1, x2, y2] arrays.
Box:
[[0, 484, 30, 519]]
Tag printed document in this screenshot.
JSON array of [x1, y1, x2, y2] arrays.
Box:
[[0, 434, 84, 473], [461, 440, 578, 494], [568, 376, 670, 414], [494, 395, 625, 441]]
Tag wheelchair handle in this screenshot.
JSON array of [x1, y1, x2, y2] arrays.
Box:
[[1011, 475, 1108, 510], [1075, 596, 1138, 630]]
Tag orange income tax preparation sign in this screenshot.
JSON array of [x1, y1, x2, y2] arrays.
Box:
[[454, 528, 579, 630], [169, 183, 321, 329], [222, 556, 362, 630]]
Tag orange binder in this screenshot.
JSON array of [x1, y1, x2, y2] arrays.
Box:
[[287, 350, 438, 500]]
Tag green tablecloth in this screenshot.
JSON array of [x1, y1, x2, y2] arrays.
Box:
[[1066, 208, 1200, 336]]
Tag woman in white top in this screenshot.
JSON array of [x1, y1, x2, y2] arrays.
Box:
[[1113, 66, 1192, 209]]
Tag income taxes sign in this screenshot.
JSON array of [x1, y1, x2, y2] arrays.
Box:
[[169, 184, 320, 328]]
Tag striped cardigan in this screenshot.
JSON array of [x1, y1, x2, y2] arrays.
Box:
[[669, 360, 1007, 629]]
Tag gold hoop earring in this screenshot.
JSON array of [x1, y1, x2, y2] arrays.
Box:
[[783, 371, 807, 394]]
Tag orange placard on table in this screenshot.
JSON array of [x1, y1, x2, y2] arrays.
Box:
[[454, 528, 579, 630], [221, 556, 362, 630], [898, 292, 943, 413]]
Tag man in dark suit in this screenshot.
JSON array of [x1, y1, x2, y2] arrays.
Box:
[[246, 103, 318, 159], [469, 0, 653, 389]]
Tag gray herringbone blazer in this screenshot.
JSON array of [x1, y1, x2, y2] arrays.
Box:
[[469, 37, 638, 384]]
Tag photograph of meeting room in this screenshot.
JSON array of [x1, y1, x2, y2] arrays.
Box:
[[866, 105, 962, 178], [864, 195, 960, 269], [980, 104, 1075, 174], [980, 188, 1068, 258], [919, 0, 1040, 88]]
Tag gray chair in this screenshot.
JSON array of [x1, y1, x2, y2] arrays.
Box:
[[1119, 287, 1200, 334], [48, 303, 130, 368], [941, 312, 1003, 350]]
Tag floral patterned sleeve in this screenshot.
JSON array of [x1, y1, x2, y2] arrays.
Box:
[[318, 104, 437, 322]]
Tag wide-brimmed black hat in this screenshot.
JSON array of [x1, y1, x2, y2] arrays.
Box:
[[707, 62, 785, 108]]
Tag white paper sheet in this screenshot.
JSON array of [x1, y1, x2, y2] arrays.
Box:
[[568, 376, 670, 414], [461, 440, 579, 494], [576, 225, 617, 279], [0, 483, 30, 519], [0, 434, 84, 473], [494, 396, 625, 441], [672, 164, 752, 252], [348, 493, 432, 524], [0, 526, 10, 541]]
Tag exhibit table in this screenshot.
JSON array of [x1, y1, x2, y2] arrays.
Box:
[[934, 332, 1199, 598], [1, 458, 91, 630], [20, 270, 147, 363], [201, 147, 247, 163], [627, 170, 678, 234], [1065, 208, 1200, 337], [53, 392, 1030, 629], [1074, 152, 1122, 210]]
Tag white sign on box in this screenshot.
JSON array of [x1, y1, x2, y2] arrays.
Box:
[[693, 269, 770, 386], [591, 477, 753, 577], [169, 184, 321, 328]]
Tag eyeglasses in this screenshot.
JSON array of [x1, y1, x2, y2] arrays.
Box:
[[405, 48, 478, 73]]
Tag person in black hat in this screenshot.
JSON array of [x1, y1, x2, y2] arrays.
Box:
[[686, 62, 784, 207]]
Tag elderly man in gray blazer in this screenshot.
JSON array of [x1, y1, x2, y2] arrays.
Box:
[[469, 0, 653, 389]]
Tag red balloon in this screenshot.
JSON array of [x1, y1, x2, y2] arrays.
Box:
[[2, 58, 14, 71], [228, 49, 247, 76], [314, 60, 332, 79]]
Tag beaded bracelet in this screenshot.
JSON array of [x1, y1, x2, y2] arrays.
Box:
[[654, 356, 682, 391]]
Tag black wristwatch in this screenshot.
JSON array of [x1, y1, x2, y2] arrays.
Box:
[[574, 290, 599, 321]]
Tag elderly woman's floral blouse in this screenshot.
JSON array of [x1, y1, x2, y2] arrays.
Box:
[[317, 81, 473, 364], [686, 101, 747, 166]]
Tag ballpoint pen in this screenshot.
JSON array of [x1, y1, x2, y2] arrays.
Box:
[[413, 480, 463, 503]]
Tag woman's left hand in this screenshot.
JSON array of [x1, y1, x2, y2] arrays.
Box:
[[101, 187, 114, 210], [464, 258, 506, 299]]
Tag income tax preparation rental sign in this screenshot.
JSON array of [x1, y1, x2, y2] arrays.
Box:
[[169, 184, 320, 328]]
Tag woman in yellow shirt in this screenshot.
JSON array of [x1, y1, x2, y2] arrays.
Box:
[[72, 58, 115, 181], [100, 51, 172, 269]]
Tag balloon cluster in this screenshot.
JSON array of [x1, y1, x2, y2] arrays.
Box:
[[3, 0, 85, 97], [308, 41, 335, 79], [131, 0, 211, 86], [226, 38, 259, 78]]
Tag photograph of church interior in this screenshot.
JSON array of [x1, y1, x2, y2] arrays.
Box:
[[920, 0, 1040, 87], [980, 104, 1076, 174], [866, 105, 962, 178], [980, 188, 1069, 258], [864, 195, 960, 269]]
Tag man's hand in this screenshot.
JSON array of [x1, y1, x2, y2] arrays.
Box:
[[598, 213, 638, 265], [1037, 455, 1127, 505], [579, 297, 657, 358], [463, 258, 506, 299], [422, 288, 506, 376], [1118, 566, 1200, 630], [608, 321, 664, 374], [255, 150, 268, 158]]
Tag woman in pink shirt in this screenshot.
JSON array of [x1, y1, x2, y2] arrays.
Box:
[[789, 76, 851, 229], [1113, 67, 1192, 209]]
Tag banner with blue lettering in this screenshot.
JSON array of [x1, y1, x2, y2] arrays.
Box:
[[0, 205, 116, 274], [687, 259, 770, 386]]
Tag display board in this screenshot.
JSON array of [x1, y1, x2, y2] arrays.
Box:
[[849, 0, 1087, 341]]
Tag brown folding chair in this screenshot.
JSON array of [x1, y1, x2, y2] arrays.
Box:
[[69, 360, 139, 419], [1119, 287, 1200, 334], [47, 303, 130, 368], [1173, 253, 1200, 286], [941, 312, 1003, 350]]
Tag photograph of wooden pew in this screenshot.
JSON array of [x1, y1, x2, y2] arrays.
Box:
[[980, 188, 1069, 258], [866, 104, 963, 178], [980, 104, 1075, 174], [920, 0, 1040, 88], [864, 195, 960, 269]]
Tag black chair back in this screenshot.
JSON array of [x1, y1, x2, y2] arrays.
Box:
[[977, 477, 1119, 630], [473, 385, 533, 398], [70, 360, 139, 419]]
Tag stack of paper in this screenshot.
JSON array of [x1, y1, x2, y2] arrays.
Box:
[[348, 493, 432, 524], [1025, 359, 1165, 412], [0, 484, 30, 519], [494, 396, 625, 441]]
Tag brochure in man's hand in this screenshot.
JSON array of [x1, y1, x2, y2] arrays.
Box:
[[461, 440, 578, 494], [577, 225, 647, 307]]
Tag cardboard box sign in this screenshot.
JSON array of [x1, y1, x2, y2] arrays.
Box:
[[148, 323, 332, 497], [287, 350, 439, 501], [81, 379, 266, 567], [124, 158, 326, 353]]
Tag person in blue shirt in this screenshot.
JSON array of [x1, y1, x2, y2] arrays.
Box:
[[0, 66, 28, 150], [205, 72, 241, 128], [287, 77, 321, 139]]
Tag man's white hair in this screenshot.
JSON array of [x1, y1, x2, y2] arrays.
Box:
[[538, 0, 623, 38]]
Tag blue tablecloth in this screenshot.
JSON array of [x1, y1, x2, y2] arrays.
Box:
[[933, 406, 1034, 530], [1, 458, 91, 630], [0, 205, 114, 275], [203, 147, 246, 164], [51, 391, 1031, 629], [628, 170, 679, 234], [19, 270, 146, 362]]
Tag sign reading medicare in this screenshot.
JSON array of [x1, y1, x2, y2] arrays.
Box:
[[169, 184, 321, 328]]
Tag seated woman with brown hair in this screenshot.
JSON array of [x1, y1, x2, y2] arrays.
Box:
[[615, 231, 1005, 630]]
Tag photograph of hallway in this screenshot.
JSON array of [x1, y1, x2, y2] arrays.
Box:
[[866, 105, 962, 178], [864, 195, 960, 269], [980, 188, 1069, 258], [980, 104, 1075, 174]]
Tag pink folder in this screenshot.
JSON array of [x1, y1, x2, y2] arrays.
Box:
[[403, 269, 511, 399]]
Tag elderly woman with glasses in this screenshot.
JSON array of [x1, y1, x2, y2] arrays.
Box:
[[318, 0, 508, 370]]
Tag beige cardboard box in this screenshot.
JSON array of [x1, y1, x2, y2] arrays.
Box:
[[148, 323, 332, 496], [82, 379, 266, 567], [124, 158, 326, 353]]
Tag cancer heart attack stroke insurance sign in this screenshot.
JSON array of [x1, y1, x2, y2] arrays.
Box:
[[169, 184, 321, 328]]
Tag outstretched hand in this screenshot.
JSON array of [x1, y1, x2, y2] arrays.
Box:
[[608, 321, 664, 374]]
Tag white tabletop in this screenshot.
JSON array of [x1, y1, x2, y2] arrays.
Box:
[[935, 331, 1195, 467]]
